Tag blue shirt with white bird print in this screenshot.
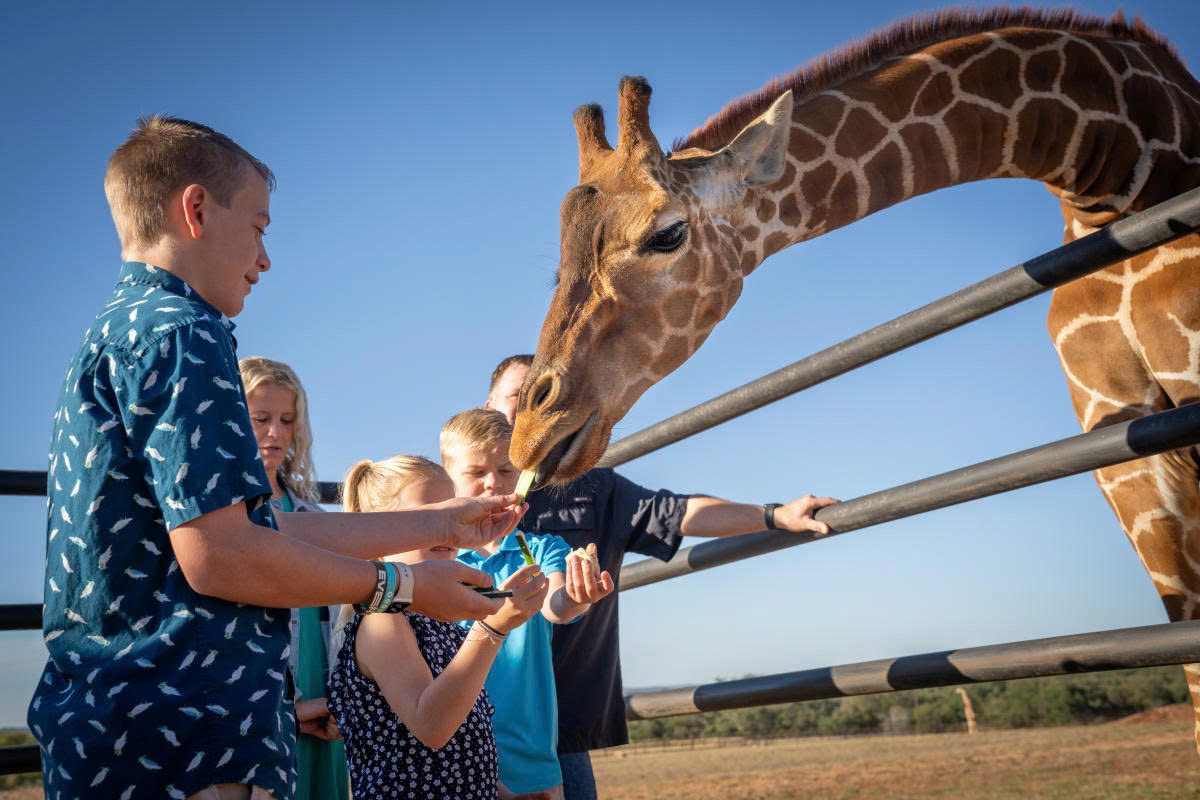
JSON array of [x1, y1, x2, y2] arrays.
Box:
[[29, 262, 297, 799]]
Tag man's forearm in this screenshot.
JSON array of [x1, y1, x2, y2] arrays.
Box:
[[275, 508, 445, 559], [679, 495, 765, 538]]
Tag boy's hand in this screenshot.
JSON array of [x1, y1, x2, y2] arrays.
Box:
[[410, 560, 504, 622], [485, 564, 549, 634], [772, 494, 838, 535], [565, 546, 614, 605], [431, 494, 527, 550]]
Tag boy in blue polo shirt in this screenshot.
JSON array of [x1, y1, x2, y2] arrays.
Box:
[[441, 408, 614, 799], [29, 116, 525, 800]]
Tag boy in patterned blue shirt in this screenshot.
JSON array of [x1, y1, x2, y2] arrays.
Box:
[[29, 117, 527, 800], [441, 409, 615, 799]]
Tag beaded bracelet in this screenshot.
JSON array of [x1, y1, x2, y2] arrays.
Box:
[[468, 620, 508, 645]]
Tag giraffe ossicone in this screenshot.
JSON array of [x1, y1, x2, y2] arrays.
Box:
[[512, 8, 1200, 754]]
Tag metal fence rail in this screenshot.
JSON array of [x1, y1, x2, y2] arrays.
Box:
[[598, 185, 1200, 470], [622, 400, 1200, 589], [0, 470, 342, 506], [626, 619, 1200, 719]]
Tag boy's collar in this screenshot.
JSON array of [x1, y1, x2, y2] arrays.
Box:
[[469, 530, 526, 558], [117, 261, 235, 331]]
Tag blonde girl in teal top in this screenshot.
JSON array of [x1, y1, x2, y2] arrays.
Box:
[[241, 356, 350, 800]]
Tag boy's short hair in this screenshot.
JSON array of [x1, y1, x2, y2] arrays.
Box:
[[104, 115, 276, 250], [489, 354, 533, 393], [440, 408, 513, 461]]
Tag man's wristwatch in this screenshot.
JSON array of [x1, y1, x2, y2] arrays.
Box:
[[763, 503, 782, 531]]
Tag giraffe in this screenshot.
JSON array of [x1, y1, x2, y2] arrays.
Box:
[[508, 8, 1200, 751]]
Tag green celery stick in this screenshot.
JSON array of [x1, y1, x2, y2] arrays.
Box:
[[515, 468, 537, 505], [514, 531, 537, 567]]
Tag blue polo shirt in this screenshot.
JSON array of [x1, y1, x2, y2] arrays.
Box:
[[457, 531, 571, 793], [28, 262, 296, 799]]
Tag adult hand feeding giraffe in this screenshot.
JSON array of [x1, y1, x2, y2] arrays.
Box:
[[509, 8, 1200, 754]]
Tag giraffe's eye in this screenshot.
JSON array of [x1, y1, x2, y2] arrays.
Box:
[[643, 221, 689, 254]]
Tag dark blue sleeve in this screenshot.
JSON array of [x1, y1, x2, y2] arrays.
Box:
[[607, 470, 688, 561]]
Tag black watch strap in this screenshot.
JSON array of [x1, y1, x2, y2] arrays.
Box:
[[763, 503, 782, 530]]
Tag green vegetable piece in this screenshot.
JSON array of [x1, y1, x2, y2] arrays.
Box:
[[514, 531, 537, 567], [515, 468, 537, 505]]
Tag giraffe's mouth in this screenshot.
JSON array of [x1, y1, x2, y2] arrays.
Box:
[[532, 412, 599, 488]]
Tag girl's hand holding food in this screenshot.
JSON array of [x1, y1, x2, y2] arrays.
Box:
[[485, 564, 549, 634]]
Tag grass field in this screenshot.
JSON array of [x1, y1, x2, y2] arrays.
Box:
[[3, 716, 1198, 799], [590, 718, 1200, 799]]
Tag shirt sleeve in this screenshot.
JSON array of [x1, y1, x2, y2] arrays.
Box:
[[117, 319, 271, 530], [609, 470, 689, 561], [534, 532, 572, 575]]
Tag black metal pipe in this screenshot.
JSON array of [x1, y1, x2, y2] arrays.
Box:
[[0, 471, 44, 497], [621, 402, 1200, 589], [318, 481, 339, 505], [1, 470, 343, 506], [0, 604, 40, 632], [0, 745, 39, 777], [599, 186, 1200, 469], [626, 619, 1200, 719]]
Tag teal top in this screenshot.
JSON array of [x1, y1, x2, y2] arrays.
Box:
[[279, 470, 349, 799], [457, 531, 572, 793]]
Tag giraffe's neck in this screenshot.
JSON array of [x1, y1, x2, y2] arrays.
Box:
[[755, 28, 1200, 263]]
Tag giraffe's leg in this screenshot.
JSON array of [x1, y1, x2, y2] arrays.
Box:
[[1089, 449, 1200, 749]]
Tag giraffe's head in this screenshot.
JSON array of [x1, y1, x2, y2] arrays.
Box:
[[511, 77, 794, 483]]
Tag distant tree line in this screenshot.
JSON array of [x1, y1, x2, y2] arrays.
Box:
[[627, 666, 1189, 742]]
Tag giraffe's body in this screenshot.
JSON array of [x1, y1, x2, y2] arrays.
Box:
[[511, 9, 1200, 751]]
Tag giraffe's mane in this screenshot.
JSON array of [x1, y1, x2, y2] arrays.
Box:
[[672, 6, 1179, 154]]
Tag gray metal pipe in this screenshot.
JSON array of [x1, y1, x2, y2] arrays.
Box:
[[626, 619, 1200, 719], [599, 186, 1200, 470], [621, 402, 1200, 589]]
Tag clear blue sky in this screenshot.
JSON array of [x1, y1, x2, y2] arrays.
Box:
[[3, 1, 1199, 728]]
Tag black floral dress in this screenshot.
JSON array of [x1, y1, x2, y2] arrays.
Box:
[[326, 608, 499, 800]]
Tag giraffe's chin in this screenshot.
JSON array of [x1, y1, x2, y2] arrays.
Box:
[[534, 412, 600, 487]]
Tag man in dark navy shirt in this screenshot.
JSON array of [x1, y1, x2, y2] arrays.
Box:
[[486, 355, 836, 800]]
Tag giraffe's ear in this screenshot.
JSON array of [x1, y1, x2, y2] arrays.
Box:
[[717, 90, 793, 185]]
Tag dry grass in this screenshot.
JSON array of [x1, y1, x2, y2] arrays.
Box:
[[4, 721, 1197, 799], [591, 721, 1200, 799]]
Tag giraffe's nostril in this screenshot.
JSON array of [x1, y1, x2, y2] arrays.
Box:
[[527, 371, 561, 412]]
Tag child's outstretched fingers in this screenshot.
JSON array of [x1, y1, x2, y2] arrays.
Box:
[[410, 560, 504, 622], [566, 545, 613, 604], [487, 566, 549, 633], [437, 494, 527, 550]]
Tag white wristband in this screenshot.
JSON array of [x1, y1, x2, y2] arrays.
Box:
[[393, 561, 414, 606]]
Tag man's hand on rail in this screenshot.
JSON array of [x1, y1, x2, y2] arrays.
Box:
[[772, 494, 838, 536]]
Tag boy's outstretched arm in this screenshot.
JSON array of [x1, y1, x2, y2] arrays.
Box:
[[275, 493, 527, 556], [170, 502, 504, 621]]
